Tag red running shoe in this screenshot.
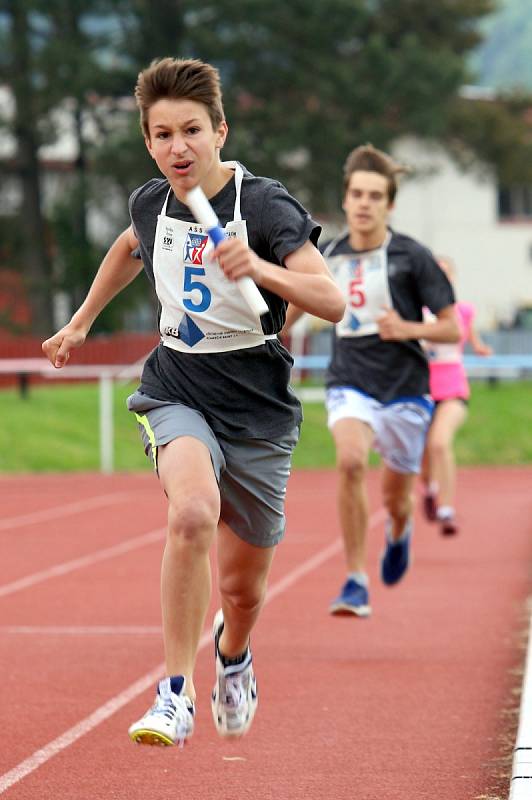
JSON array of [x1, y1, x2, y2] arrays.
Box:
[[422, 492, 438, 522], [440, 517, 459, 536]]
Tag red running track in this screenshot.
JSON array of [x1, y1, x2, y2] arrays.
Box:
[[0, 466, 530, 800]]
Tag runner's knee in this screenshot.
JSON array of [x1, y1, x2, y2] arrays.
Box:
[[336, 453, 366, 483], [336, 449, 367, 482], [218, 581, 265, 617], [382, 489, 412, 520], [167, 497, 218, 549], [428, 436, 450, 459]]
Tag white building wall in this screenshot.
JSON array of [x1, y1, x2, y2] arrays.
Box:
[[391, 138, 532, 329]]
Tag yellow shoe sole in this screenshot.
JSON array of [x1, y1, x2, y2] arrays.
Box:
[[129, 728, 175, 746]]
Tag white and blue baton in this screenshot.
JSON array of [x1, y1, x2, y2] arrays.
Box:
[[186, 185, 269, 317]]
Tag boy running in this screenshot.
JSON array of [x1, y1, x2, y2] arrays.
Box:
[[42, 57, 344, 745], [283, 144, 459, 617]]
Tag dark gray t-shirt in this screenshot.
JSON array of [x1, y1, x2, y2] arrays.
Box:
[[324, 230, 455, 402], [128, 166, 321, 439]]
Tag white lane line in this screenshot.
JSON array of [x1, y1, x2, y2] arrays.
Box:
[[509, 611, 532, 800], [0, 528, 166, 599], [266, 507, 386, 603], [0, 660, 168, 796], [0, 626, 162, 635], [0, 493, 137, 532], [0, 508, 384, 794]]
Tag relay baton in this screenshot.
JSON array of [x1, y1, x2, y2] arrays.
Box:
[[185, 186, 269, 317]]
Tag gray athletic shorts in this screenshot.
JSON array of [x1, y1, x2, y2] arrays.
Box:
[[127, 390, 299, 548], [326, 386, 434, 474]]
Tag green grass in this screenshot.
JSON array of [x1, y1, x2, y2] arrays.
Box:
[[1, 380, 530, 472], [294, 380, 532, 469], [2, 381, 148, 473]]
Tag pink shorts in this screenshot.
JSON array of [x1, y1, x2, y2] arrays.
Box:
[[429, 362, 470, 402]]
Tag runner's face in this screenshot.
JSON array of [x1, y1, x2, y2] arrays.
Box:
[[343, 171, 392, 238], [145, 98, 227, 198]]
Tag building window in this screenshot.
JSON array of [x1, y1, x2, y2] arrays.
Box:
[[498, 185, 532, 220]]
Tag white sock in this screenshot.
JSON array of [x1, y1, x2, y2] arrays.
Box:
[[386, 519, 412, 544], [437, 505, 454, 521], [348, 571, 369, 587]]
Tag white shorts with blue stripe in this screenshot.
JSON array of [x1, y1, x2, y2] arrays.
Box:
[[326, 386, 434, 474]]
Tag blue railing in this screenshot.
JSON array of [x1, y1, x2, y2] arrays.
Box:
[[292, 354, 532, 377]]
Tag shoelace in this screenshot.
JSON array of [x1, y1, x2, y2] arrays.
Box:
[[150, 693, 175, 718], [153, 694, 192, 736], [223, 674, 246, 710]]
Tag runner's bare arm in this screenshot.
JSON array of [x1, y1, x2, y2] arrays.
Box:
[[280, 303, 308, 336], [378, 304, 460, 343], [469, 326, 493, 356], [42, 226, 143, 368]]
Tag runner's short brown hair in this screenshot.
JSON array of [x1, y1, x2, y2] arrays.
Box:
[[135, 57, 225, 138], [343, 144, 407, 203]]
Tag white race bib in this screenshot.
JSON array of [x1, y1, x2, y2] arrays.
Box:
[[153, 164, 269, 353], [326, 235, 392, 338]]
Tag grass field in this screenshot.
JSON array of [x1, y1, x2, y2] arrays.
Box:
[[1, 379, 531, 472]]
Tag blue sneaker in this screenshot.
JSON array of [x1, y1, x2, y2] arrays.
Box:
[[380, 521, 412, 586], [329, 578, 371, 617]]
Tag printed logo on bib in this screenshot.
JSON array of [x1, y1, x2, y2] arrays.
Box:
[[163, 315, 257, 349], [184, 228, 209, 265], [162, 226, 174, 251], [163, 314, 206, 347]]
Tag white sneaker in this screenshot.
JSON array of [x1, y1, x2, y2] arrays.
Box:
[[128, 675, 195, 746], [211, 609, 258, 737]]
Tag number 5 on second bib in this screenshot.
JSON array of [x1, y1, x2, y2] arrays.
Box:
[[186, 186, 269, 317]]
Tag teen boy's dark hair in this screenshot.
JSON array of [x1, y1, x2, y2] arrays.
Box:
[[343, 144, 407, 204], [135, 57, 225, 138]]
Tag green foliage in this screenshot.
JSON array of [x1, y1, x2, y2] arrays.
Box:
[[0, 1, 123, 332], [0, 379, 529, 473], [293, 379, 532, 468], [453, 378, 532, 464], [187, 0, 495, 212], [447, 92, 532, 185], [0, 381, 145, 472], [1, 0, 529, 333], [88, 114, 154, 203]]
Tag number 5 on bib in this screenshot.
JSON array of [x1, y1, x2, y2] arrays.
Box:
[[186, 186, 269, 317]]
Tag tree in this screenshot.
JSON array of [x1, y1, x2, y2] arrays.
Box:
[[0, 0, 145, 333], [0, 0, 54, 334], [184, 0, 496, 213], [80, 0, 502, 216], [3, 0, 531, 336], [447, 90, 532, 185]]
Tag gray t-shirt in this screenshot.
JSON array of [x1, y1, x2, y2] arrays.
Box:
[[128, 165, 321, 439]]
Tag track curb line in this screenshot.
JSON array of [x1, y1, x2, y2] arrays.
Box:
[[509, 603, 532, 799]]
